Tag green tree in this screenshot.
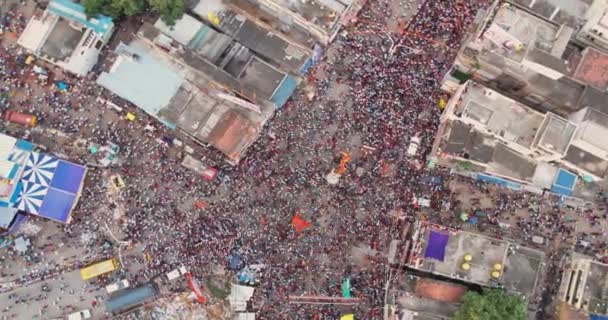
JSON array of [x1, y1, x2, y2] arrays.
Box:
[[83, 0, 183, 26], [454, 289, 527, 320], [84, 0, 146, 18], [148, 0, 184, 25]]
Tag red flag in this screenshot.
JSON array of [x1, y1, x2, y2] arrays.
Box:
[[291, 213, 311, 233]]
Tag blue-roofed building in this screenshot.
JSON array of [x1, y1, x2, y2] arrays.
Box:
[[106, 283, 158, 315], [0, 133, 86, 225], [17, 0, 115, 76]]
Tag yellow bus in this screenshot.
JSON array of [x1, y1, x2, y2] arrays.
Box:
[[80, 258, 119, 280]]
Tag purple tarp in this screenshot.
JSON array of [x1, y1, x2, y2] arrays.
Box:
[[424, 231, 449, 261]]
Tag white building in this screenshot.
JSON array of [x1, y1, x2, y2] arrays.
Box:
[[18, 0, 114, 76]]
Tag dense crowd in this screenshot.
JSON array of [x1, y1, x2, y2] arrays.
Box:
[[0, 0, 505, 319]]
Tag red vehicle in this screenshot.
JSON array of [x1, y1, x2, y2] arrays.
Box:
[[4, 111, 37, 126]]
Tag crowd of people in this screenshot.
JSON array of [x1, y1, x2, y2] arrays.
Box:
[[3, 0, 575, 319]]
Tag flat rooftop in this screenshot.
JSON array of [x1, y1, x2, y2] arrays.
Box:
[[410, 222, 543, 299], [574, 108, 608, 154], [586, 260, 608, 315], [269, 0, 346, 32], [455, 82, 544, 148], [564, 144, 608, 179], [40, 18, 84, 61], [533, 113, 577, 154], [509, 0, 591, 27], [191, 4, 311, 73], [479, 4, 564, 62]]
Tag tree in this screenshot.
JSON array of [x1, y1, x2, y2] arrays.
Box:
[[454, 289, 527, 320], [148, 0, 184, 26], [84, 0, 146, 18], [83, 0, 183, 26]]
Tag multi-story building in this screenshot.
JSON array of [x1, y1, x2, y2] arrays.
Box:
[[557, 253, 608, 318], [445, 1, 608, 116], [18, 0, 114, 76]]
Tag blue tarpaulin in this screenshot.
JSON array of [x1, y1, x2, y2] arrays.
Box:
[[424, 231, 449, 261]]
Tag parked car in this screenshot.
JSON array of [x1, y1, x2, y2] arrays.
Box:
[[407, 136, 421, 156], [106, 279, 130, 294], [67, 309, 91, 320]]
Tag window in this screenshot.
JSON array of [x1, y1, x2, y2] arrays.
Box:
[[95, 40, 103, 50]]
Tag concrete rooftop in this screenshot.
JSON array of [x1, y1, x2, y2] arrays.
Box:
[[411, 223, 544, 298], [456, 82, 544, 149]]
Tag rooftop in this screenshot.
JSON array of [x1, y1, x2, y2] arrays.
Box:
[[409, 222, 544, 298], [533, 113, 577, 154], [192, 2, 313, 74], [47, 0, 114, 40], [572, 47, 608, 90], [138, 21, 301, 109], [97, 40, 185, 127], [586, 260, 608, 315], [573, 107, 608, 155], [39, 18, 84, 61], [455, 82, 544, 149], [509, 0, 591, 28], [564, 143, 608, 179], [477, 3, 567, 63]]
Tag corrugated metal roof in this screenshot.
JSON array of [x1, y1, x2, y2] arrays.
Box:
[[97, 41, 184, 127]]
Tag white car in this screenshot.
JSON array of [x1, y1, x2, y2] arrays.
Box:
[[106, 279, 130, 294], [166, 266, 188, 281], [68, 309, 91, 320]]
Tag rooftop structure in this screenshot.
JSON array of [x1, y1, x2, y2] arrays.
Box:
[[447, 1, 608, 116], [138, 14, 301, 109], [436, 81, 586, 192], [557, 253, 608, 318], [407, 221, 545, 299], [576, 0, 608, 53], [0, 133, 86, 224], [191, 1, 314, 74], [200, 0, 365, 46], [508, 0, 591, 28], [436, 76, 608, 194], [18, 0, 114, 76], [97, 39, 274, 164]]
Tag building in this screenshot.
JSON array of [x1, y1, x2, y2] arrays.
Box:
[[138, 14, 301, 109], [406, 221, 545, 301], [97, 37, 274, 164], [433, 80, 604, 195], [0, 133, 86, 226], [18, 0, 114, 76], [196, 0, 365, 47], [576, 0, 608, 53], [191, 1, 315, 75], [445, 1, 608, 116], [556, 253, 608, 318]]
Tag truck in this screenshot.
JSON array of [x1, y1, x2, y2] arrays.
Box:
[[80, 258, 119, 281], [4, 111, 37, 126], [67, 309, 91, 320], [106, 283, 158, 315], [106, 279, 130, 294], [181, 155, 218, 181]]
